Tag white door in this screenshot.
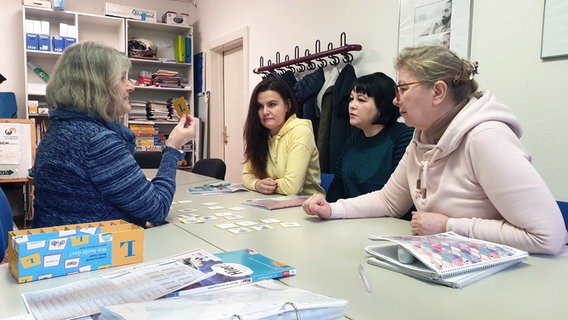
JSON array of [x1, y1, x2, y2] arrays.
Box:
[[207, 27, 249, 183], [222, 46, 245, 182]]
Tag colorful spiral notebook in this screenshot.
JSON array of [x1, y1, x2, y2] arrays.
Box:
[[364, 232, 528, 288]]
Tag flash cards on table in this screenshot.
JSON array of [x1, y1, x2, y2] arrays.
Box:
[[170, 200, 302, 234]]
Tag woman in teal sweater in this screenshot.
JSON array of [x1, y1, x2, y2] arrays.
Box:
[[326, 72, 413, 202]]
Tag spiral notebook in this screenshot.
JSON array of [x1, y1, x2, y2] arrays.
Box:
[[364, 232, 528, 288]]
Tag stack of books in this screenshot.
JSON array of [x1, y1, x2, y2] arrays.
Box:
[[129, 100, 149, 121], [129, 123, 161, 150], [145, 100, 176, 121], [152, 70, 182, 88]]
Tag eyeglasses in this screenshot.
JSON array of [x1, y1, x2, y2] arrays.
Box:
[[394, 81, 426, 100]]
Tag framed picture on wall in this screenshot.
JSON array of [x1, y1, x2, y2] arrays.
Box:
[[398, 0, 473, 58], [541, 0, 568, 59]]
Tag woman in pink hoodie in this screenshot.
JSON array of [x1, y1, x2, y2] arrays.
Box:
[[303, 45, 567, 254]]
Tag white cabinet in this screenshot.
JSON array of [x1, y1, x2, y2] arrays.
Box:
[[21, 6, 196, 168], [125, 20, 195, 168]]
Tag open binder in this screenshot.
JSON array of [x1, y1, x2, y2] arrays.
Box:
[[98, 280, 348, 320], [365, 232, 528, 288]]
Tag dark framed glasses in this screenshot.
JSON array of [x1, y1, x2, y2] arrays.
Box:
[[394, 81, 426, 100]]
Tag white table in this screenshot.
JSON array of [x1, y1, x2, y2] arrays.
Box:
[[4, 170, 566, 320], [171, 188, 568, 320]]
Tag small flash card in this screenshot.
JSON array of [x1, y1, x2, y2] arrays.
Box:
[[252, 224, 274, 231], [260, 218, 281, 224], [216, 223, 239, 229], [225, 215, 244, 220], [280, 222, 301, 228], [172, 96, 190, 116], [228, 227, 252, 234], [236, 221, 258, 227]]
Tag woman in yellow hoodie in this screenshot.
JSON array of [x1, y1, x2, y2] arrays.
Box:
[[242, 77, 324, 196]]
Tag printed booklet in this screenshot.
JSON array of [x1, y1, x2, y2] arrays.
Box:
[[242, 195, 308, 210], [188, 182, 248, 195], [364, 231, 528, 288], [166, 248, 296, 297]]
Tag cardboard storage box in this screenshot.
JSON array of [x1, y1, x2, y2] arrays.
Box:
[[23, 0, 51, 9], [162, 11, 191, 27], [8, 219, 144, 283], [104, 2, 157, 22]]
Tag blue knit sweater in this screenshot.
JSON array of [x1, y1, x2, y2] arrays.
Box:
[[32, 107, 184, 228]]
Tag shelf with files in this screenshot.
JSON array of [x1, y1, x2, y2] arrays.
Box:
[[125, 19, 195, 166], [22, 6, 125, 143]]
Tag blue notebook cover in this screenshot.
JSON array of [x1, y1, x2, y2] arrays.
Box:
[[166, 248, 295, 297], [214, 248, 296, 282]]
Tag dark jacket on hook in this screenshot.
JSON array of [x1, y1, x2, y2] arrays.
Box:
[[317, 85, 334, 173], [328, 64, 357, 174], [293, 68, 324, 141]]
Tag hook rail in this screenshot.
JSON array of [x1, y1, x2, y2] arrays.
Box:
[[253, 44, 362, 74]]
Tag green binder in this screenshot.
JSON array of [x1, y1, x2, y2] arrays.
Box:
[[174, 35, 186, 63]]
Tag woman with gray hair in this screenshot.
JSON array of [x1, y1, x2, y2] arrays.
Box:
[[32, 41, 195, 228]]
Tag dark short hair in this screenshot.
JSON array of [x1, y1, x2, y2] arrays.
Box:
[[352, 72, 400, 125]]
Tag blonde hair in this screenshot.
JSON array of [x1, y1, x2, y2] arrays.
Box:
[[46, 41, 131, 122], [394, 45, 478, 102]]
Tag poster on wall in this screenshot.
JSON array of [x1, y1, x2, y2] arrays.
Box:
[[398, 0, 472, 58], [541, 0, 568, 59]]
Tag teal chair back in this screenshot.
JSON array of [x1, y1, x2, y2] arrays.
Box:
[[320, 173, 335, 193]]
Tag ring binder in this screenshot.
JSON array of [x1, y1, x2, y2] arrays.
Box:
[[98, 280, 348, 319], [280, 302, 301, 319], [230, 301, 302, 320]]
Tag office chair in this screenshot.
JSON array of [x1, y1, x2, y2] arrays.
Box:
[[133, 151, 162, 169], [192, 158, 226, 180], [0, 187, 13, 261], [320, 173, 335, 193]]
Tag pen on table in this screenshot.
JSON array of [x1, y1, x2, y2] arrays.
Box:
[[358, 264, 373, 294]]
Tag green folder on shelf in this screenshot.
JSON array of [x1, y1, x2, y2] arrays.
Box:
[[174, 35, 186, 63]]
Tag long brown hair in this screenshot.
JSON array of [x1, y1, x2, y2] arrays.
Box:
[[243, 76, 298, 178]]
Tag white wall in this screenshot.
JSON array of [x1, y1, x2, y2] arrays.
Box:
[[191, 0, 568, 201], [2, 0, 567, 200]]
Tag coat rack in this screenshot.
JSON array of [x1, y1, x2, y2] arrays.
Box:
[[253, 32, 362, 74]]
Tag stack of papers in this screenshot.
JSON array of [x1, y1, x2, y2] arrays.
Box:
[[99, 280, 348, 320], [22, 257, 214, 320]]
